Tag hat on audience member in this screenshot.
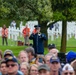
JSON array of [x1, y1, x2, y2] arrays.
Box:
[[62, 63, 74, 72], [38, 64, 50, 71], [5, 56, 18, 63], [50, 56, 60, 63], [4, 49, 13, 57], [66, 51, 76, 63], [48, 44, 56, 49]]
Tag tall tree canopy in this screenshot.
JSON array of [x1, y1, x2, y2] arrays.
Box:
[[51, 0, 76, 52], [0, 0, 53, 20], [51, 0, 76, 21]]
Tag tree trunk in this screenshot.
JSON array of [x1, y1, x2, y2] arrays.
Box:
[[60, 20, 67, 53], [38, 20, 48, 47]]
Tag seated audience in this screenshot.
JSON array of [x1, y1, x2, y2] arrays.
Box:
[[0, 50, 3, 61], [5, 56, 24, 75], [35, 55, 46, 66], [4, 49, 14, 59], [71, 59, 76, 75], [25, 47, 36, 65], [30, 64, 38, 75], [18, 50, 29, 63], [48, 44, 59, 56], [45, 53, 53, 66], [20, 62, 29, 75], [0, 60, 7, 75], [50, 56, 62, 75], [38, 64, 50, 75], [62, 63, 75, 75]]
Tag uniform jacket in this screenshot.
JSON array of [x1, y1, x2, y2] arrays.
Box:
[[1, 28, 8, 37], [22, 27, 30, 37], [29, 32, 47, 54]]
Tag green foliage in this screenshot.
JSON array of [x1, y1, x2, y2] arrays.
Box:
[[0, 0, 53, 21], [0, 1, 10, 18], [0, 0, 76, 21], [51, 0, 76, 21], [53, 11, 66, 21], [37, 0, 53, 21]]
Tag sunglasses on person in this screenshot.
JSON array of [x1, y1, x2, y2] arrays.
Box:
[[6, 64, 17, 67], [64, 72, 73, 75]]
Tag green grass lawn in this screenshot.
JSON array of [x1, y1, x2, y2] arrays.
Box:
[[0, 36, 26, 56], [48, 36, 76, 53], [0, 36, 76, 57], [48, 36, 76, 47], [0, 19, 76, 57], [0, 46, 25, 56]]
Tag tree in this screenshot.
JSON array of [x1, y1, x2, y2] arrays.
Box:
[[23, 0, 53, 46], [51, 0, 76, 52], [0, 0, 10, 18]]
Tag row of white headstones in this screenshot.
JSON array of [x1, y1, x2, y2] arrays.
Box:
[[47, 21, 76, 41], [0, 21, 76, 41]]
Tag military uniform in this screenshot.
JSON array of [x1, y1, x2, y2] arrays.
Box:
[[29, 32, 47, 54]]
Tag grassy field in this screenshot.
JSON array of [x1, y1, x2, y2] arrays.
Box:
[[0, 36, 76, 57], [0, 36, 25, 56], [0, 19, 76, 57], [48, 36, 76, 52]]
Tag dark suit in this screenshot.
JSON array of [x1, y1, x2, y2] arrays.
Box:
[[29, 32, 47, 54]]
